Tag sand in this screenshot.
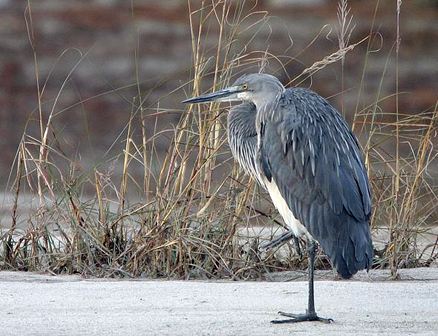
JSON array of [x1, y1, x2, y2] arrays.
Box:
[[0, 268, 437, 336]]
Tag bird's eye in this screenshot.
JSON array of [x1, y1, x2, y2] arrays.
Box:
[[242, 83, 248, 90]]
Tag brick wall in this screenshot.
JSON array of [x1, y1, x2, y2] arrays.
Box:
[[0, 0, 436, 181]]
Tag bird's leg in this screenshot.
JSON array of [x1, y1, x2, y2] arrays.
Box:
[[293, 236, 303, 259], [260, 231, 303, 258], [271, 240, 334, 324]]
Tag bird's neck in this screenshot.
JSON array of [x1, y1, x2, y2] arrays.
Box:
[[253, 90, 282, 121], [228, 103, 257, 138]]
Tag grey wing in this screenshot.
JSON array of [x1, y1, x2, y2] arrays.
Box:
[[258, 88, 373, 278]]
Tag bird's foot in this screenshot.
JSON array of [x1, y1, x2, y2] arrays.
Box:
[[260, 231, 295, 250], [271, 311, 334, 324]]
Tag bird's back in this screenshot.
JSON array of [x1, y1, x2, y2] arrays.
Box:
[[258, 88, 374, 278]]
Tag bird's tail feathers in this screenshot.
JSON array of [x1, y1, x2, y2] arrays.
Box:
[[308, 206, 373, 279], [322, 215, 373, 279]]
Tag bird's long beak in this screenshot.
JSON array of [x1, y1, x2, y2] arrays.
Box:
[[182, 86, 242, 104]]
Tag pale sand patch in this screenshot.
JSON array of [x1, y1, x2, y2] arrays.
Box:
[[0, 269, 437, 336]]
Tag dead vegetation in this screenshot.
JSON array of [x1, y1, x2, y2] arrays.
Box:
[[1, 1, 437, 279]]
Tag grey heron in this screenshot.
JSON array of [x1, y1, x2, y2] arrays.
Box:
[[183, 73, 373, 323]]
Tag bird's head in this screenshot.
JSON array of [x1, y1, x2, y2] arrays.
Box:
[[182, 73, 285, 109]]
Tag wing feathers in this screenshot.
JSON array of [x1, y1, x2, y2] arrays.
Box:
[[258, 88, 373, 278]]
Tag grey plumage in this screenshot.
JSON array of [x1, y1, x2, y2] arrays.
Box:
[[258, 87, 373, 278], [227, 102, 266, 188], [183, 73, 374, 322]]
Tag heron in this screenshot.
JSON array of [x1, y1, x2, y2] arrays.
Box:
[[183, 73, 373, 323]]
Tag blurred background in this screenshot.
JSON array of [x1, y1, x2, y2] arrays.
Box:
[[0, 0, 437, 277], [0, 0, 436, 186]]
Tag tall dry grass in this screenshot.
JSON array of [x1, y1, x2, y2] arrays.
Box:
[[0, 1, 437, 279]]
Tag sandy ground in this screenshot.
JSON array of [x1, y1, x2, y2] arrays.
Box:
[[0, 269, 438, 336]]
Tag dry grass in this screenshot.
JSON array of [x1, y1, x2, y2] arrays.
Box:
[[0, 1, 437, 279]]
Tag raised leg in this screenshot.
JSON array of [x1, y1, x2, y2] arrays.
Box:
[[260, 231, 302, 258], [271, 240, 334, 324]]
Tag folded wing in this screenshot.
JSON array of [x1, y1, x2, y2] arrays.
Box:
[[258, 88, 373, 278]]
